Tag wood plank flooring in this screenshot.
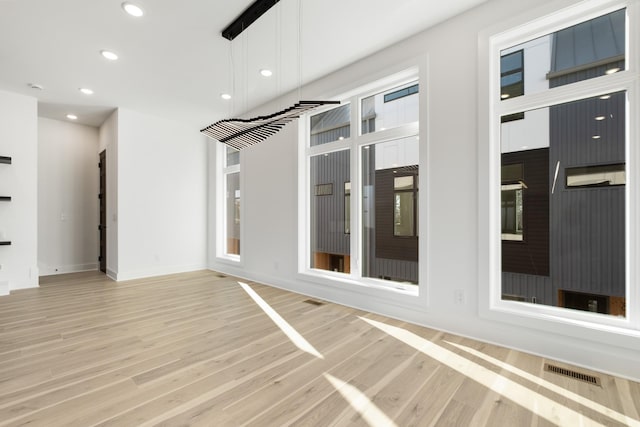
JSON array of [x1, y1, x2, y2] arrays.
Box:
[[0, 270, 638, 426]]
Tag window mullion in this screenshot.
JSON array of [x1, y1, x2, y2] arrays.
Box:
[[495, 71, 636, 116]]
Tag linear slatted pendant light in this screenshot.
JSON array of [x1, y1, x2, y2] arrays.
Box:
[[201, 0, 338, 149], [201, 100, 339, 150]]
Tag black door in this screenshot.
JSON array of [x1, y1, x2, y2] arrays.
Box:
[[99, 150, 106, 273]]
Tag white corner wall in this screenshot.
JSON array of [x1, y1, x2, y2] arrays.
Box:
[[209, 0, 640, 381], [38, 118, 99, 276], [116, 108, 207, 280], [0, 90, 38, 294]]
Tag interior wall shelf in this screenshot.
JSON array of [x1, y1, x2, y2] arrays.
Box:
[[0, 156, 11, 164]]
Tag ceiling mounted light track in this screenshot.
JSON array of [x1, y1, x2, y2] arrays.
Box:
[[201, 100, 339, 150], [222, 0, 280, 41]]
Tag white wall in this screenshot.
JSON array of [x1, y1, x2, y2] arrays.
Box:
[[209, 0, 640, 381], [0, 90, 38, 294], [38, 118, 99, 275], [99, 110, 118, 279], [116, 108, 207, 280]]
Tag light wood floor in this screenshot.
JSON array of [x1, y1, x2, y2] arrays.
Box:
[[0, 270, 638, 426]]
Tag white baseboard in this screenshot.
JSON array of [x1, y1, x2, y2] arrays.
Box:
[[39, 263, 99, 277], [115, 263, 207, 282]]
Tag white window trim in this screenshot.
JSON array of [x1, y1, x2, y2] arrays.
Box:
[[479, 0, 640, 349], [216, 142, 241, 264], [298, 67, 425, 300]]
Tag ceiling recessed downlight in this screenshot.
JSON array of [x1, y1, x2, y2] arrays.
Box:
[[79, 88, 94, 95], [605, 67, 620, 75], [66, 114, 78, 120], [220, 93, 232, 100], [101, 50, 119, 61], [595, 115, 606, 121], [260, 69, 273, 77], [122, 2, 144, 17]]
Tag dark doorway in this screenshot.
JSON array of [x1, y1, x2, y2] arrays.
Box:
[[99, 150, 106, 273]]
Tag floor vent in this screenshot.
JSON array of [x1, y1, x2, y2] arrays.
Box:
[[544, 363, 601, 386], [303, 299, 325, 306]]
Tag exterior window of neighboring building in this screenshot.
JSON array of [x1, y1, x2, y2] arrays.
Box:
[[490, 5, 635, 321], [220, 145, 240, 258], [304, 75, 419, 288], [393, 176, 417, 237], [500, 50, 524, 100], [362, 81, 419, 135], [501, 163, 524, 241]]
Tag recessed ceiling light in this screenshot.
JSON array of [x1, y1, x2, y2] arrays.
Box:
[[600, 95, 611, 100], [592, 135, 601, 139], [605, 67, 620, 75], [122, 2, 144, 17], [501, 93, 510, 99], [101, 50, 119, 61], [260, 69, 273, 77], [595, 115, 605, 121], [79, 88, 94, 95], [220, 93, 232, 100], [66, 114, 78, 120]]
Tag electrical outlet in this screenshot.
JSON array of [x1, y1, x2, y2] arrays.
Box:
[[454, 289, 465, 305]]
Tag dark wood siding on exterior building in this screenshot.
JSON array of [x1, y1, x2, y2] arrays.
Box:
[[549, 91, 626, 299], [502, 148, 550, 276], [375, 168, 418, 262]]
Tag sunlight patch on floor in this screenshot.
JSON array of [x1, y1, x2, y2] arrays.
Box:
[[238, 282, 324, 359], [324, 373, 398, 427], [447, 341, 640, 427], [360, 317, 607, 427]]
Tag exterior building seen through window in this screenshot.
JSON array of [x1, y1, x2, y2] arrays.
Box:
[[306, 78, 419, 286], [498, 8, 627, 317], [223, 146, 240, 257]]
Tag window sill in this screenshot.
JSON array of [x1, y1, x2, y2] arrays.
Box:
[[481, 300, 640, 352], [300, 268, 420, 298]]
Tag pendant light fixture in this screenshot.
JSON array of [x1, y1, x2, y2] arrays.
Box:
[[201, 0, 339, 149]]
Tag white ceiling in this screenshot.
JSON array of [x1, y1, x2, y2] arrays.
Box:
[[0, 0, 486, 129]]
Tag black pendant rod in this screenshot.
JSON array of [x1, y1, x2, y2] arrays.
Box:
[[222, 0, 280, 41]]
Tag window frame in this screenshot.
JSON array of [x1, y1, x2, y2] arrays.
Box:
[[299, 68, 422, 296], [479, 0, 640, 340], [216, 142, 241, 263]]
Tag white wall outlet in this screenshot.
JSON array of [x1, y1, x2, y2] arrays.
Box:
[[454, 289, 465, 305]]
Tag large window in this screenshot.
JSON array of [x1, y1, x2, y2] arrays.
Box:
[[487, 3, 638, 326], [219, 145, 240, 259], [304, 76, 420, 288]]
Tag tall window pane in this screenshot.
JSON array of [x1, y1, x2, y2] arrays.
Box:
[[500, 91, 626, 316], [310, 150, 351, 273], [362, 137, 419, 284]]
